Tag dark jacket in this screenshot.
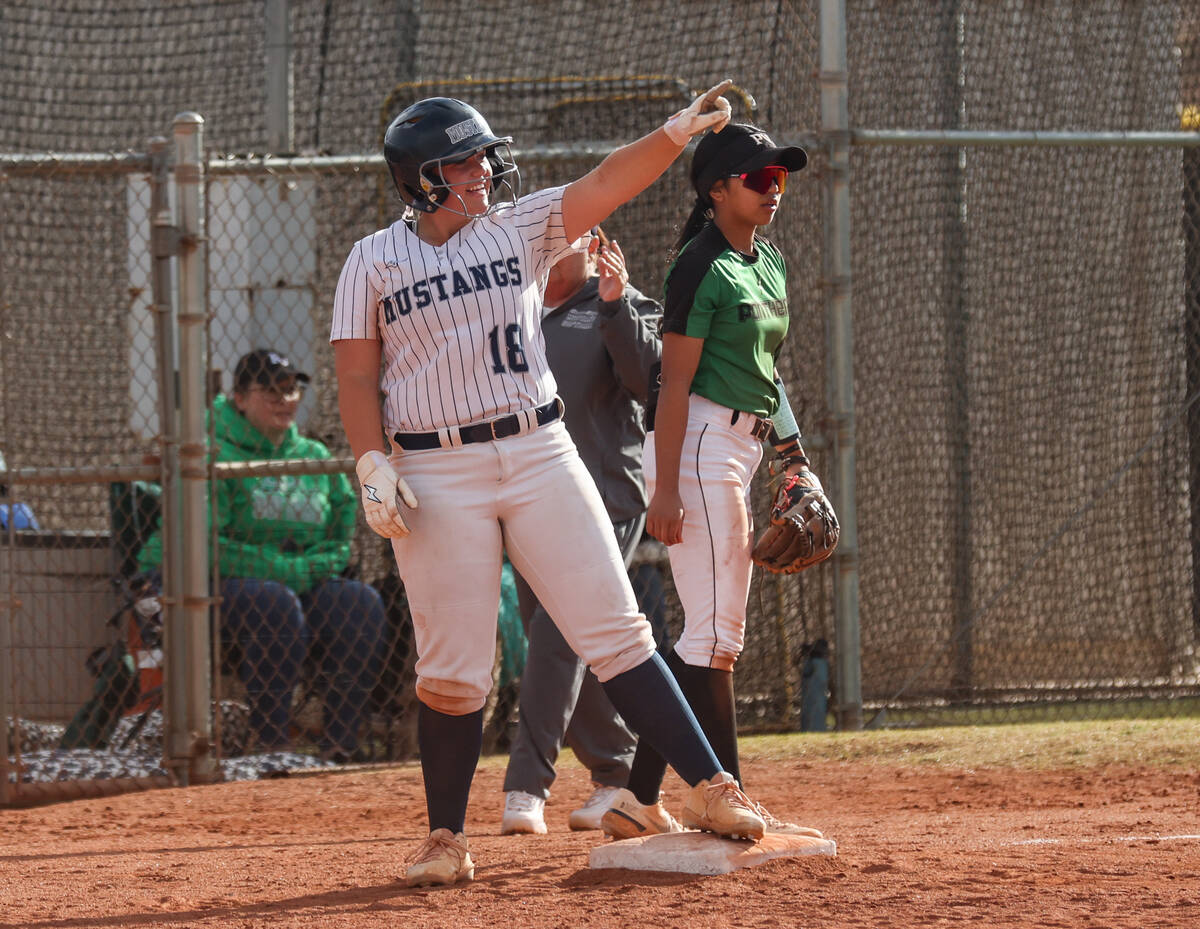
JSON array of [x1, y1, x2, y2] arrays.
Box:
[[542, 277, 662, 522]]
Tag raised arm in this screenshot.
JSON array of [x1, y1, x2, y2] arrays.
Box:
[[561, 80, 733, 243], [596, 239, 662, 401]]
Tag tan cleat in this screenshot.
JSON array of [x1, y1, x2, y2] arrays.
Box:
[[404, 828, 475, 887], [600, 788, 686, 840], [680, 771, 765, 841], [751, 800, 824, 837]]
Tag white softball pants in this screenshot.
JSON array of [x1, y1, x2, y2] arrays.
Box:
[[389, 420, 656, 715], [644, 394, 764, 671]]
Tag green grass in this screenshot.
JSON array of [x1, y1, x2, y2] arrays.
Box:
[[468, 715, 1200, 774], [737, 717, 1200, 769], [501, 717, 1200, 773], [865, 695, 1200, 729]]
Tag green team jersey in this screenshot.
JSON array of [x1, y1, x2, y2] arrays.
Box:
[[662, 223, 789, 418]]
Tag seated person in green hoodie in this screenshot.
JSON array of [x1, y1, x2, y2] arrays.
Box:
[[140, 349, 386, 759]]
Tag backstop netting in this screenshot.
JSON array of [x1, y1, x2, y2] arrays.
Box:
[[2, 2, 1199, 774]]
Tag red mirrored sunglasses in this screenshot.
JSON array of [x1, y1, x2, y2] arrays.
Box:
[[731, 165, 788, 194]]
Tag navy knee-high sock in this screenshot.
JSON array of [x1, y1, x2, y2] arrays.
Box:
[[418, 703, 483, 834], [624, 723, 670, 806], [601, 652, 720, 802], [666, 651, 741, 786], [623, 651, 741, 805]]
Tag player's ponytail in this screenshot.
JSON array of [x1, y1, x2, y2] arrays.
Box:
[[670, 196, 710, 261]]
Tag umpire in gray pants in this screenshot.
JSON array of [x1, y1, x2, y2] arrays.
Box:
[[501, 228, 663, 834]]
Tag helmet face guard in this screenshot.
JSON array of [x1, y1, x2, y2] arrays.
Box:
[[408, 141, 520, 217], [384, 97, 522, 217]]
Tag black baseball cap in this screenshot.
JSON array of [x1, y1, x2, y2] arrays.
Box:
[[233, 348, 310, 391], [691, 123, 807, 203]]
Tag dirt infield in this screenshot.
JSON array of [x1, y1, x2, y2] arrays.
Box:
[[2, 746, 1198, 928]]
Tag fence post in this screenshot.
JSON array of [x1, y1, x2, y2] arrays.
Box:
[[1185, 105, 1200, 648], [0, 514, 11, 806], [0, 155, 12, 804], [265, 0, 294, 154], [819, 0, 862, 730], [148, 135, 186, 787], [937, 3, 974, 703], [171, 112, 217, 784]]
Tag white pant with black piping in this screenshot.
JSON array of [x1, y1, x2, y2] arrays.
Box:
[[644, 394, 764, 671]]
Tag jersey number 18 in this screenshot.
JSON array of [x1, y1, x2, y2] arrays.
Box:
[[488, 323, 529, 373]]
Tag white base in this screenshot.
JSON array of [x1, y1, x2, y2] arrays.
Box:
[[589, 831, 837, 876]]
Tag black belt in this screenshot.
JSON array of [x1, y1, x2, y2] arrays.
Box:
[[393, 399, 563, 451], [731, 409, 773, 441]]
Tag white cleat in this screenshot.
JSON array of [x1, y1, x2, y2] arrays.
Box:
[[501, 790, 548, 835], [569, 783, 623, 831]]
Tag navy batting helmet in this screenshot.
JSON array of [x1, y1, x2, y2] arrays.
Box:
[[383, 97, 520, 216]]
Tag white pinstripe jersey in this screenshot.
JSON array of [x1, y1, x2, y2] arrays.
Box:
[[329, 185, 579, 435]]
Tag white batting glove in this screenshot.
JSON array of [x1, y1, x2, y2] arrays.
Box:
[[663, 79, 734, 145], [355, 450, 419, 538]]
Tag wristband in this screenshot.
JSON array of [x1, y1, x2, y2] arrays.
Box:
[[769, 454, 811, 478]]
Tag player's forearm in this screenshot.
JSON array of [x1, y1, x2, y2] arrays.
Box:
[[336, 372, 387, 460], [601, 126, 684, 184], [767, 374, 811, 474], [333, 339, 388, 460], [562, 130, 684, 242], [653, 332, 704, 490], [652, 379, 691, 494], [562, 80, 733, 240]]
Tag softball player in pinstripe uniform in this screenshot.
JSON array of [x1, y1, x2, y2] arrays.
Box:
[[331, 85, 774, 887]]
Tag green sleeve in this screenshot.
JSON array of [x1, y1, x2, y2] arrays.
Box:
[[295, 472, 356, 584]]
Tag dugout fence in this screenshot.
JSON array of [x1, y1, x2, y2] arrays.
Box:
[[4, 0, 1200, 806]]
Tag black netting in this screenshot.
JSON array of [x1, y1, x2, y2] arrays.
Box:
[[4, 1, 1200, 792]]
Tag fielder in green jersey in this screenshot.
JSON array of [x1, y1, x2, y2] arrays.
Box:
[[599, 123, 829, 843]]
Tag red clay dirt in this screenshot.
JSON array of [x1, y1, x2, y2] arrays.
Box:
[[2, 758, 1198, 928]]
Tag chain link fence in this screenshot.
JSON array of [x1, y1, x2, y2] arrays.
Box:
[[846, 0, 1200, 725], [3, 0, 1200, 804]]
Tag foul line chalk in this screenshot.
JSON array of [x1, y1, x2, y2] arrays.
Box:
[[1006, 833, 1200, 847]]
